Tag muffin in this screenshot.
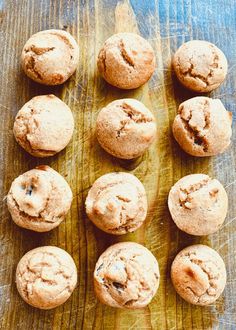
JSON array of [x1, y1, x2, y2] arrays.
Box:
[[7, 165, 72, 232], [13, 94, 74, 157], [96, 98, 156, 159], [172, 97, 232, 157], [171, 244, 227, 305], [94, 242, 160, 309], [16, 246, 77, 309], [21, 29, 79, 85], [172, 40, 227, 92], [97, 33, 155, 89], [85, 172, 147, 235], [168, 174, 228, 236]]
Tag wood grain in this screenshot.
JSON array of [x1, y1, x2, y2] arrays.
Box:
[[0, 0, 236, 329]]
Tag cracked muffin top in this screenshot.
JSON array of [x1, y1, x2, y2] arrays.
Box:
[[168, 174, 228, 236], [16, 246, 77, 309], [7, 165, 72, 232], [97, 33, 155, 89], [94, 242, 160, 309], [96, 98, 156, 159], [172, 96, 232, 157], [171, 244, 226, 305], [13, 94, 74, 157], [172, 40, 227, 92], [21, 29, 79, 85], [85, 172, 147, 235]]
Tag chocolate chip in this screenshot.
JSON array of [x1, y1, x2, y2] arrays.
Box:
[[194, 137, 203, 146], [26, 185, 33, 196], [97, 263, 103, 272], [112, 282, 124, 290]]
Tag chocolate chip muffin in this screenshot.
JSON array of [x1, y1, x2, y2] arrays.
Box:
[[96, 98, 156, 159], [97, 33, 155, 89], [171, 244, 227, 305], [13, 95, 74, 157], [172, 97, 232, 157], [16, 246, 77, 309], [172, 40, 227, 92], [7, 165, 72, 232], [21, 29, 79, 85], [168, 174, 228, 235], [85, 172, 147, 235], [94, 242, 160, 309]]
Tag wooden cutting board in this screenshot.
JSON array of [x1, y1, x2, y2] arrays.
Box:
[[0, 0, 236, 329]]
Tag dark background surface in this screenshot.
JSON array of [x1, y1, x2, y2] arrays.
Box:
[[0, 0, 236, 329]]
